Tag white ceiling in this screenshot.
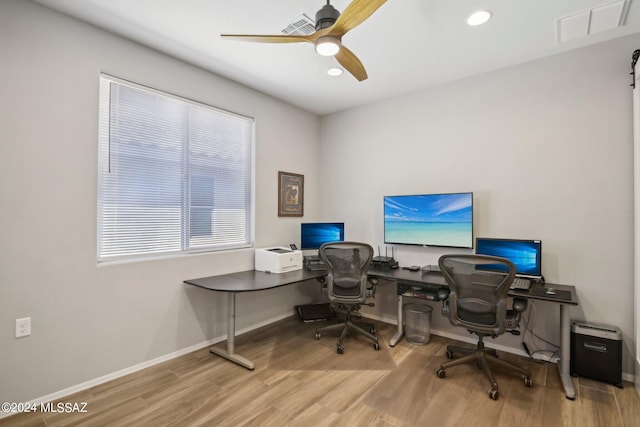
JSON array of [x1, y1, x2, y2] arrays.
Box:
[[33, 0, 640, 115]]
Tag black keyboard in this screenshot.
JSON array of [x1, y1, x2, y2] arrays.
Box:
[[510, 277, 531, 290]]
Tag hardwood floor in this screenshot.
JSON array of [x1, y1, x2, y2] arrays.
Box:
[[2, 316, 639, 426]]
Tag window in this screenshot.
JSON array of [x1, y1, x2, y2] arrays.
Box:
[[98, 75, 254, 262]]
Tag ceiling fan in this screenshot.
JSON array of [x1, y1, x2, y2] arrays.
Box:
[[220, 0, 387, 81]]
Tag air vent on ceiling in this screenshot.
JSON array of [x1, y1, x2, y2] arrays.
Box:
[[557, 0, 630, 43], [282, 14, 316, 36]]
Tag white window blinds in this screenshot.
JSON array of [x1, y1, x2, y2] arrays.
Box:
[[98, 76, 254, 262]]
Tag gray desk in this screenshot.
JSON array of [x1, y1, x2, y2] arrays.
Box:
[[184, 269, 326, 370], [185, 267, 578, 399], [374, 267, 579, 400]]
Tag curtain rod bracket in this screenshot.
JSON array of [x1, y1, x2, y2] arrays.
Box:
[[631, 49, 640, 88]]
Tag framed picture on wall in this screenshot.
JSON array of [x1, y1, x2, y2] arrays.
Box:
[[278, 171, 304, 217]]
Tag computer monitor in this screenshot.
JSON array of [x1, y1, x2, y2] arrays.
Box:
[[475, 237, 542, 277], [300, 222, 345, 250]]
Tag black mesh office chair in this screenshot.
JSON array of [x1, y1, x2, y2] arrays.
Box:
[[436, 254, 532, 400], [314, 242, 379, 354]]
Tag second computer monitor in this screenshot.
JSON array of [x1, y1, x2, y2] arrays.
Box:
[[300, 222, 345, 250], [475, 237, 542, 277]]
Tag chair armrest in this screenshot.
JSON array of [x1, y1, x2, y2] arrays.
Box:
[[365, 276, 378, 301], [316, 276, 327, 295], [437, 288, 450, 301], [439, 288, 451, 316], [512, 297, 528, 313], [504, 297, 528, 331]]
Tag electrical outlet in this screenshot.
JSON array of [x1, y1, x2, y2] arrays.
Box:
[[15, 317, 31, 338]]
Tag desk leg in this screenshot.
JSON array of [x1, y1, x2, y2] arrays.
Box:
[[390, 294, 404, 347], [209, 292, 255, 370], [557, 303, 575, 400]]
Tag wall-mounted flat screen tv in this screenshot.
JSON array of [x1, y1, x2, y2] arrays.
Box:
[[384, 192, 473, 248], [300, 222, 345, 250]]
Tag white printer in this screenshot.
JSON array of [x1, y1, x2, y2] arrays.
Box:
[[255, 247, 303, 273]]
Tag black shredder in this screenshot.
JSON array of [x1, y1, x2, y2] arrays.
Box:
[[570, 321, 623, 388]]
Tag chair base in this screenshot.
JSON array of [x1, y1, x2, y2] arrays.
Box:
[[436, 337, 532, 400], [315, 311, 380, 354]]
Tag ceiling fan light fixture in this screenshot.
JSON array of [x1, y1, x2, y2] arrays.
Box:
[[327, 67, 343, 77], [315, 36, 340, 56], [467, 10, 492, 26]]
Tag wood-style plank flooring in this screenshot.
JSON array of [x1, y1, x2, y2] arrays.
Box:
[[2, 316, 639, 426]]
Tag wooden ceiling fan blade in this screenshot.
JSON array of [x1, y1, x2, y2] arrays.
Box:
[[329, 0, 387, 37], [220, 34, 317, 44], [335, 45, 367, 81]]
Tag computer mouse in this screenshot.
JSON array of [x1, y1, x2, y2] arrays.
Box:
[[544, 287, 556, 295]]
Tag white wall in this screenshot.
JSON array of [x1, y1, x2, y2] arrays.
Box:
[[320, 34, 640, 376], [0, 0, 322, 403]]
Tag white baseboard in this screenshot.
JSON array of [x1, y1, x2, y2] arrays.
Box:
[[361, 312, 559, 362], [0, 311, 296, 420]]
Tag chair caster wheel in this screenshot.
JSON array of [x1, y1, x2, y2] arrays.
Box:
[[446, 350, 454, 359], [315, 332, 321, 340], [489, 389, 499, 400], [524, 376, 533, 387], [436, 368, 446, 378], [373, 342, 380, 350], [336, 345, 345, 354]]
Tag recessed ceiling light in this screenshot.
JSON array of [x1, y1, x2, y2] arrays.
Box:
[[467, 10, 492, 26], [327, 67, 343, 77]]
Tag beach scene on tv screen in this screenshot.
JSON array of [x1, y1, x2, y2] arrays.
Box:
[[384, 193, 473, 248]]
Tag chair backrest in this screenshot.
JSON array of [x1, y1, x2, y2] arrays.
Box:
[[319, 241, 374, 304], [438, 254, 516, 336]]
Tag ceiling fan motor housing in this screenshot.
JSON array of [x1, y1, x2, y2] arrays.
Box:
[[315, 3, 340, 30]]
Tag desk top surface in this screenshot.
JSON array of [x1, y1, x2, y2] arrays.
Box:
[[368, 266, 578, 305], [184, 268, 326, 292], [185, 266, 577, 305], [512, 281, 577, 304]]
